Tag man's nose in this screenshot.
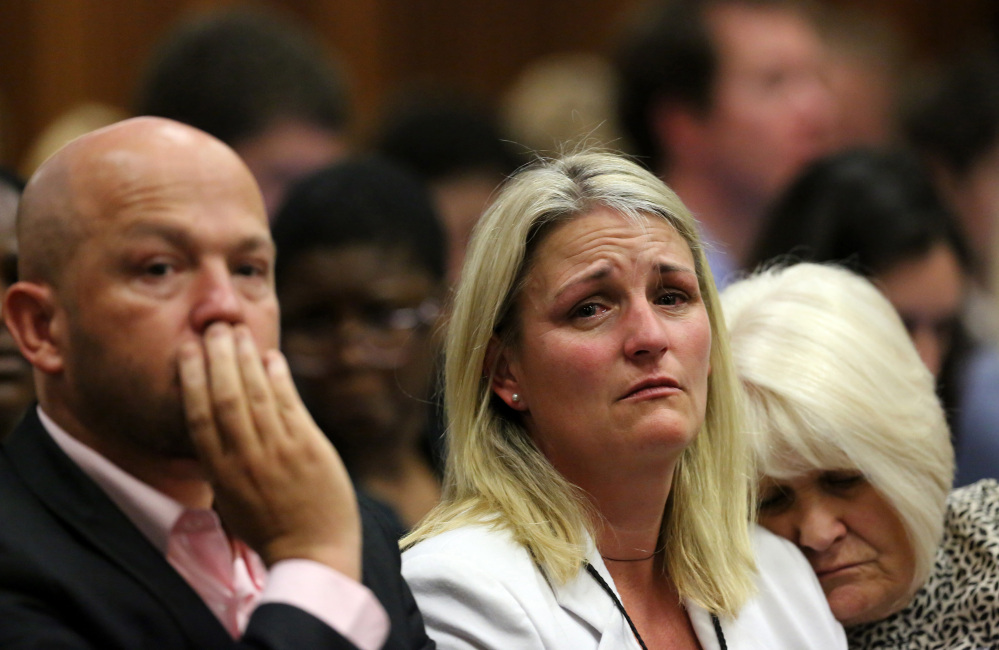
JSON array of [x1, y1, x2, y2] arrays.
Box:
[[190, 264, 245, 333]]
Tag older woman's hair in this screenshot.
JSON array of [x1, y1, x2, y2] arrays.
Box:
[[722, 262, 954, 597], [403, 151, 756, 614]]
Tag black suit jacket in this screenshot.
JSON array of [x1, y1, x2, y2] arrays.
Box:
[[0, 408, 433, 649]]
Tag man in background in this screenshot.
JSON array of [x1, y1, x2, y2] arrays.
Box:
[[616, 0, 838, 286], [134, 5, 352, 218]]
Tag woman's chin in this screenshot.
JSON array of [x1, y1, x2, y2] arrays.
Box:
[[828, 583, 902, 628]]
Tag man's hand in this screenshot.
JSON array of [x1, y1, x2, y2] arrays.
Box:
[[178, 322, 362, 580]]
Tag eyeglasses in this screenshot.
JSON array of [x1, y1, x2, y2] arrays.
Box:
[[283, 298, 440, 372]]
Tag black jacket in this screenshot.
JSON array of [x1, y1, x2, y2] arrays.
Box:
[[0, 408, 433, 649]]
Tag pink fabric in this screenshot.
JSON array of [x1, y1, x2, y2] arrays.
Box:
[[167, 509, 265, 637], [41, 407, 389, 649]]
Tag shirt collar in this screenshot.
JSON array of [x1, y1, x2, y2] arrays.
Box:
[[39, 406, 185, 553]]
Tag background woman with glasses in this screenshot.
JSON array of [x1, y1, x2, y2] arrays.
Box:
[[272, 156, 447, 531]]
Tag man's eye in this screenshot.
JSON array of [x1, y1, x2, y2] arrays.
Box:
[[236, 263, 266, 278], [145, 262, 173, 277]]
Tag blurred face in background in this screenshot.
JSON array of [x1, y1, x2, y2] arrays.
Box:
[[877, 243, 965, 377], [695, 3, 837, 207], [235, 119, 349, 219], [280, 244, 441, 457]]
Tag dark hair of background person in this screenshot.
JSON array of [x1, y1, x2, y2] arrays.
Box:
[[0, 165, 24, 285], [903, 48, 999, 178], [746, 148, 975, 434], [0, 166, 25, 194], [374, 87, 523, 184], [272, 156, 446, 286], [132, 3, 349, 148], [0, 167, 34, 439], [614, 0, 813, 172]]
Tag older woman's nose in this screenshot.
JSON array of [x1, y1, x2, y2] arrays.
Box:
[[796, 499, 848, 552], [623, 300, 670, 359]]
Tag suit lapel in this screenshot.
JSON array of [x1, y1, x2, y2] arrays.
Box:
[[2, 409, 233, 648]]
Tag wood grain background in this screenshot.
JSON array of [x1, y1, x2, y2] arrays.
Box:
[[0, 0, 995, 172]]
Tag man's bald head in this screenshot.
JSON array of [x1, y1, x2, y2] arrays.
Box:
[[16, 117, 265, 288]]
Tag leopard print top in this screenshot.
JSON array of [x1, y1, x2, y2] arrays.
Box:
[[846, 479, 999, 649]]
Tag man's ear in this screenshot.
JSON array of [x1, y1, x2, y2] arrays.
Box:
[[484, 335, 527, 411], [4, 282, 65, 374]]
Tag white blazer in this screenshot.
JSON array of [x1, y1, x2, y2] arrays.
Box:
[[402, 523, 846, 650]]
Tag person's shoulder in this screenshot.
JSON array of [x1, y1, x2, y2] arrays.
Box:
[[946, 479, 999, 531], [751, 524, 805, 566], [749, 524, 822, 593], [732, 526, 847, 648], [403, 521, 529, 567], [949, 478, 999, 509], [943, 479, 999, 548]]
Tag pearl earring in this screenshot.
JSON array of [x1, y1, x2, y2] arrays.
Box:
[[511, 393, 521, 403]]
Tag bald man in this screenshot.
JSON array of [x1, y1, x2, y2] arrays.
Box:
[[0, 117, 432, 649]]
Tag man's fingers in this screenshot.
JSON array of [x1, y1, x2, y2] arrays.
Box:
[[178, 339, 224, 459], [204, 322, 259, 453], [234, 325, 284, 445], [264, 350, 317, 441]]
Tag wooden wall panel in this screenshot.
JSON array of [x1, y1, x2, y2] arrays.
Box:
[[0, 0, 995, 171]]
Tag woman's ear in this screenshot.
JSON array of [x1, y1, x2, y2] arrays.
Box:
[[4, 282, 64, 374], [484, 334, 527, 411]]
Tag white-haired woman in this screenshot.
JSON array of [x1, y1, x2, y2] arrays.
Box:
[[722, 262, 999, 648], [400, 152, 845, 649]]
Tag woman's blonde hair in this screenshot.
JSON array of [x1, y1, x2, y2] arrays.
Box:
[[403, 151, 756, 615], [722, 262, 953, 600]]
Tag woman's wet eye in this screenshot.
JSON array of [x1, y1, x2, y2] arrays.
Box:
[[655, 290, 688, 307], [574, 302, 604, 318]]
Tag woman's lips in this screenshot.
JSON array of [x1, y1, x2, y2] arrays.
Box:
[[620, 377, 681, 400], [815, 562, 864, 580]]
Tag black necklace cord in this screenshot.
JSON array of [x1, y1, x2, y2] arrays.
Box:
[[584, 562, 727, 650]]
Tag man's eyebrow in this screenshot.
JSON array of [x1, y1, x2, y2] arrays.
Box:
[[118, 222, 275, 255]]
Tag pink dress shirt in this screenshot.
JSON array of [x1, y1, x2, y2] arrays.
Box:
[[40, 407, 389, 649]]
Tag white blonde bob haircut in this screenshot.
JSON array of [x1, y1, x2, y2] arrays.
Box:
[[404, 151, 757, 615], [721, 262, 953, 599]]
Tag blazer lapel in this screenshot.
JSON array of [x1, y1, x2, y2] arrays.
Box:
[[2, 409, 233, 648], [550, 542, 643, 649], [551, 539, 730, 650]]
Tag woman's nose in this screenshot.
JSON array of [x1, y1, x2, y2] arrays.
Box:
[[623, 300, 670, 359], [796, 499, 848, 552]]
